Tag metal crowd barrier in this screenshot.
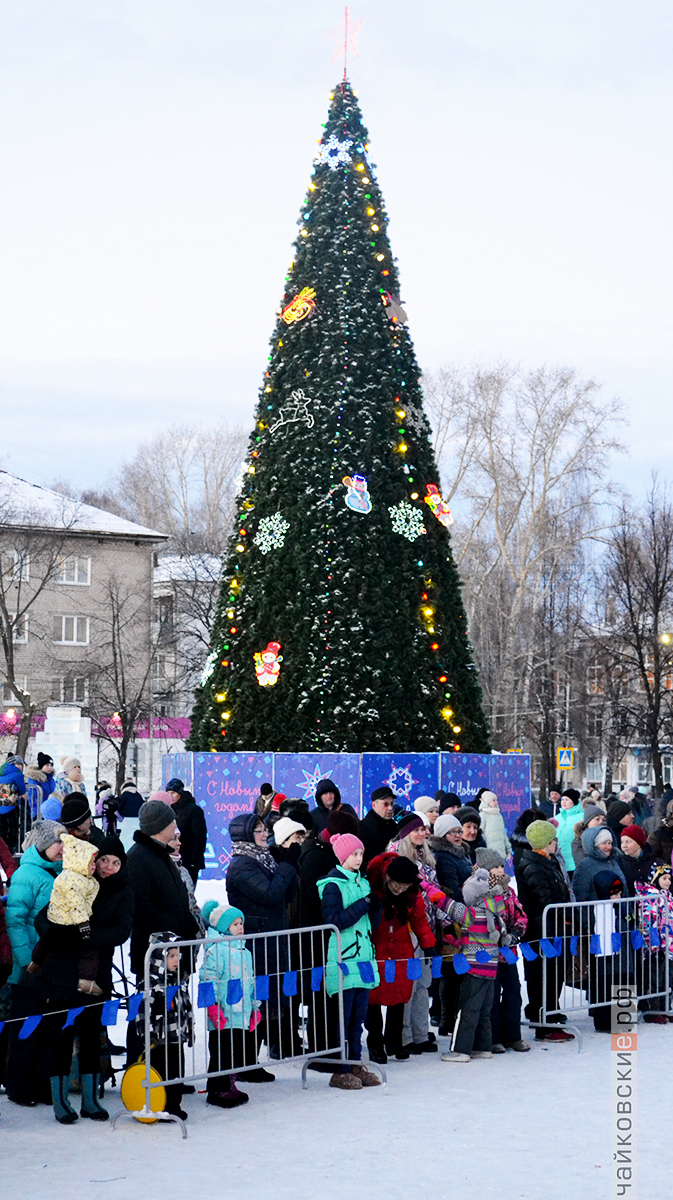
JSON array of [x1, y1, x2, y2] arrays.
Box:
[[529, 896, 673, 1051], [112, 924, 387, 1136]]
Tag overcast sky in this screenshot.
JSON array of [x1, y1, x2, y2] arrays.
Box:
[[0, 1, 671, 493]]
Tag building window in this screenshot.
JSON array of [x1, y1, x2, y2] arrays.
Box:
[[10, 613, 28, 643], [55, 556, 91, 585], [587, 663, 603, 695], [156, 597, 174, 627], [50, 676, 88, 704], [587, 710, 603, 739], [53, 615, 89, 645], [612, 758, 628, 784], [637, 759, 653, 785], [3, 550, 30, 581], [2, 676, 28, 704], [587, 759, 603, 781]]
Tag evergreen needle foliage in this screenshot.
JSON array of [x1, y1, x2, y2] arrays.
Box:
[[188, 81, 490, 754]]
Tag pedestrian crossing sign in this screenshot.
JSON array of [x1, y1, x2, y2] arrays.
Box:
[[556, 747, 574, 770]]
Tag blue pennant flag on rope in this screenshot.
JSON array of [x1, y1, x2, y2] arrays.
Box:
[[406, 958, 423, 980], [101, 999, 120, 1026], [431, 956, 443, 979], [127, 994, 143, 1021], [612, 932, 623, 954], [589, 935, 602, 955], [166, 986, 179, 1007], [552, 938, 563, 956], [311, 966, 324, 991], [500, 946, 518, 965], [452, 953, 470, 975], [63, 1006, 85, 1030], [475, 950, 492, 965], [384, 960, 396, 983], [631, 930, 645, 950], [650, 927, 661, 949], [520, 942, 538, 961], [569, 936, 579, 957], [19, 1015, 42, 1040], [337, 962, 349, 976], [197, 981, 216, 1009], [283, 971, 298, 996], [539, 939, 560, 958], [255, 975, 270, 1002], [0, 1021, 4, 1037], [227, 979, 243, 1005], [358, 961, 376, 984]]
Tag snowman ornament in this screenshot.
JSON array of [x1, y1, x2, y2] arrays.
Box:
[[254, 641, 283, 687], [342, 474, 372, 514]]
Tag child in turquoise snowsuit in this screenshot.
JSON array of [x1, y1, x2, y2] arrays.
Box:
[[199, 901, 261, 1109], [316, 832, 382, 1090]]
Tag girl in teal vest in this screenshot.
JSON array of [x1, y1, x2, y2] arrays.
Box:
[[316, 832, 381, 1091]]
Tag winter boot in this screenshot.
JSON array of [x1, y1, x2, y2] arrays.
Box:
[[350, 1064, 382, 1087], [207, 1075, 250, 1109], [80, 1073, 109, 1121], [329, 1071, 363, 1090], [50, 1075, 78, 1124]]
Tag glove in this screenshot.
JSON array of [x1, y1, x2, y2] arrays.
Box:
[[79, 921, 91, 940], [207, 1004, 228, 1030], [249, 1010, 262, 1031], [421, 881, 446, 905]]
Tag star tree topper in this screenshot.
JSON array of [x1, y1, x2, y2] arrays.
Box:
[[324, 7, 364, 79]]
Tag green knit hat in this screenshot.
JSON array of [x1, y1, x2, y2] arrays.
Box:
[[526, 820, 557, 851]]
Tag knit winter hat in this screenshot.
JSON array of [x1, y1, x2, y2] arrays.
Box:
[[594, 828, 614, 848], [59, 794, 92, 829], [330, 832, 364, 865], [61, 757, 81, 774], [478, 790, 498, 808], [97, 834, 126, 865], [325, 808, 360, 837], [593, 870, 624, 900], [434, 813, 462, 838], [526, 820, 558, 851], [561, 788, 580, 804], [414, 796, 439, 815], [385, 855, 419, 884], [581, 805, 606, 826], [462, 868, 490, 905], [649, 862, 672, 888], [394, 813, 426, 839], [37, 753, 53, 770], [438, 791, 461, 814], [273, 817, 305, 847], [608, 800, 633, 824], [456, 806, 481, 827], [165, 778, 184, 794], [620, 824, 647, 850], [202, 900, 244, 934], [149, 790, 175, 805], [33, 819, 66, 853], [139, 800, 176, 836], [6, 754, 24, 767], [475, 847, 506, 871]]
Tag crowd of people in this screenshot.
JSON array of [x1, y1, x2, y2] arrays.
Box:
[[1, 762, 672, 1123]]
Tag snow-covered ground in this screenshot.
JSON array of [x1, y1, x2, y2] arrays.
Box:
[[2, 1013, 667, 1200]]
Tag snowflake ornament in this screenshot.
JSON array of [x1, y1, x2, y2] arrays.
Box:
[[254, 512, 290, 555], [315, 135, 352, 171], [389, 500, 427, 542]]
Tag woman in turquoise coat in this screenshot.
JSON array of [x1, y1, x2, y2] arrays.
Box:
[[554, 790, 584, 873]]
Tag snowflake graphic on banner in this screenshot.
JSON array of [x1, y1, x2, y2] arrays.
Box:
[[254, 512, 290, 555], [315, 135, 352, 170], [389, 501, 426, 542], [384, 763, 419, 800], [297, 764, 326, 801]]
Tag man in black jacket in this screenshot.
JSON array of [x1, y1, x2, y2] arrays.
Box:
[[360, 787, 399, 865], [515, 819, 574, 1043], [126, 800, 198, 978], [310, 778, 357, 835], [166, 777, 208, 884]]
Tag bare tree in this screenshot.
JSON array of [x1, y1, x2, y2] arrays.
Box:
[[0, 478, 79, 757]]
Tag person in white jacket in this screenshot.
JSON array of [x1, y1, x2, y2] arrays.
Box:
[[478, 791, 511, 859]]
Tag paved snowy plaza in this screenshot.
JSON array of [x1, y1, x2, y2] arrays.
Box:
[[2, 1014, 667, 1200]]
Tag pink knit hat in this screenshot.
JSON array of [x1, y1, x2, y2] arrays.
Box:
[[330, 833, 364, 864], [149, 790, 175, 805]]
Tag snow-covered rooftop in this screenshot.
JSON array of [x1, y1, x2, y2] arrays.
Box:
[[0, 469, 168, 540], [154, 553, 222, 583]]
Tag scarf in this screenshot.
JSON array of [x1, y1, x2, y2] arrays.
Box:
[[231, 840, 277, 874]]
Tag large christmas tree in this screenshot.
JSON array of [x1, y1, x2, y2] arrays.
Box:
[[188, 80, 489, 754]]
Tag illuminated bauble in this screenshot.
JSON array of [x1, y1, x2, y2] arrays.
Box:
[[342, 474, 372, 514], [268, 389, 315, 435], [254, 512, 290, 554], [389, 500, 426, 542], [281, 287, 316, 325], [254, 641, 283, 687], [424, 483, 454, 528], [314, 134, 352, 170]]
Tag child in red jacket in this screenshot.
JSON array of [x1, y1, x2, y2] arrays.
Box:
[[364, 853, 436, 1063]]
